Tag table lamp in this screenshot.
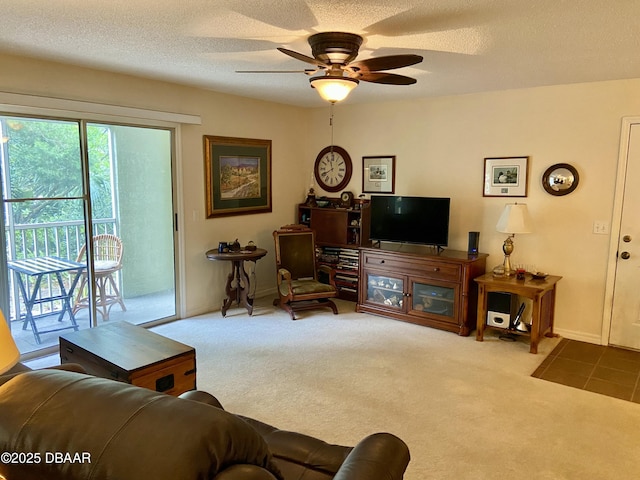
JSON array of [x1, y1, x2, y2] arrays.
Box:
[[0, 310, 20, 374], [494, 203, 533, 276]]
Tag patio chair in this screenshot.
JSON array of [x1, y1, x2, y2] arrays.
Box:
[[273, 224, 338, 320], [73, 234, 126, 320]]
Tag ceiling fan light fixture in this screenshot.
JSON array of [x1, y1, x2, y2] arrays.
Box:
[[310, 76, 359, 103]]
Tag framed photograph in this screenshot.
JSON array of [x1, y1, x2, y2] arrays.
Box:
[[483, 156, 529, 197], [362, 156, 396, 194], [204, 135, 272, 218]]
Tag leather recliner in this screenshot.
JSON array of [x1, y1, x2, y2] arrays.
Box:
[[0, 370, 410, 480]]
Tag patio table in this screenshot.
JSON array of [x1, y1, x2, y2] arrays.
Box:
[[8, 256, 86, 344]]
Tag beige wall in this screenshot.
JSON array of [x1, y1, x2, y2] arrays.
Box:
[[309, 80, 640, 342], [0, 53, 310, 317], [2, 52, 639, 343]]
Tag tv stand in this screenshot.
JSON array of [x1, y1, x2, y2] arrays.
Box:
[[375, 241, 445, 254], [357, 244, 488, 335]]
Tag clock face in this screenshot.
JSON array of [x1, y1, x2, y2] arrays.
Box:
[[340, 191, 354, 208], [314, 146, 352, 193]]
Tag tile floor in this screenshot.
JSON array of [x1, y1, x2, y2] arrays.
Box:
[[532, 338, 640, 403]]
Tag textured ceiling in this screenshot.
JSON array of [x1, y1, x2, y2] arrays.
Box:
[[2, 0, 640, 107]]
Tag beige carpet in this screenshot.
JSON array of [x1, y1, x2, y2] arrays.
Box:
[[148, 297, 640, 480], [26, 297, 640, 479]]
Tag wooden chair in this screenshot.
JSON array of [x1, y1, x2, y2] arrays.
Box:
[[273, 225, 338, 320], [73, 234, 126, 320]]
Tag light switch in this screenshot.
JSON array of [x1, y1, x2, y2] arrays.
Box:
[[593, 221, 609, 234]]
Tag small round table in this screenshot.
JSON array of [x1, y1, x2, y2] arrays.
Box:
[[205, 248, 267, 316]]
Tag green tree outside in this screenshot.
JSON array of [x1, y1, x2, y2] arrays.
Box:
[[1, 117, 115, 258]]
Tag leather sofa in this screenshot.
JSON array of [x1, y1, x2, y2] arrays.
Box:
[[0, 369, 410, 480]]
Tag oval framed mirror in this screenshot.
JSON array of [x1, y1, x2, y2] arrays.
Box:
[[542, 163, 579, 196]]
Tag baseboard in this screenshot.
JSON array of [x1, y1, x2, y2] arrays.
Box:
[[255, 287, 277, 299], [553, 328, 605, 345]]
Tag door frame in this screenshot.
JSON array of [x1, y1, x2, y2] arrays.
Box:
[[601, 116, 640, 345]]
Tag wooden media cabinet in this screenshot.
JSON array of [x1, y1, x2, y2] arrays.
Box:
[[357, 244, 488, 335]]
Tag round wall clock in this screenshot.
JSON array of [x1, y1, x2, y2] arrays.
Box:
[[314, 145, 353, 193]]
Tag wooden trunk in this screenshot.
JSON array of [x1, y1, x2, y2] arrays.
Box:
[[60, 321, 196, 396]]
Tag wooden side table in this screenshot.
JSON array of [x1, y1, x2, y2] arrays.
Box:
[[205, 248, 267, 316], [474, 273, 562, 354]]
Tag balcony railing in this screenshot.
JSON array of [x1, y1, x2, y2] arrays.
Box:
[[6, 219, 116, 321]]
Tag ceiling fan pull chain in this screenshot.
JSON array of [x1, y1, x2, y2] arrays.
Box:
[[329, 103, 335, 160]]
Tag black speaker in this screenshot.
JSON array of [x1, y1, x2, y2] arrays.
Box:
[[486, 292, 518, 328], [468, 231, 480, 255]]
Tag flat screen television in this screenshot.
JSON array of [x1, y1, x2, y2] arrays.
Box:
[[370, 195, 450, 247]]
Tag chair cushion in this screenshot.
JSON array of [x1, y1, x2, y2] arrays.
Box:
[[94, 260, 119, 270], [280, 279, 336, 296]]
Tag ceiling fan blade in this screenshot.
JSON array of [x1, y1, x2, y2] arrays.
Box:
[[236, 69, 318, 75], [357, 72, 418, 85], [278, 48, 328, 67], [348, 54, 423, 73], [194, 37, 280, 53]]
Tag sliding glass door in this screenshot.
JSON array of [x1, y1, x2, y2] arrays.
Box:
[[1, 117, 87, 352], [84, 123, 176, 326], [0, 115, 177, 355]]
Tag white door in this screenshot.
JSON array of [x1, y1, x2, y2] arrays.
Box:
[[609, 122, 640, 349]]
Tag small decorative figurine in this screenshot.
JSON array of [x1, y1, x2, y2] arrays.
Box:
[[305, 188, 317, 207]]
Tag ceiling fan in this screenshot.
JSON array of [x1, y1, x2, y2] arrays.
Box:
[[237, 32, 423, 102]]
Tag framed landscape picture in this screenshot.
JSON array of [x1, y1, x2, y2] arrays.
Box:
[[362, 155, 396, 194], [483, 156, 529, 197], [204, 135, 272, 218]]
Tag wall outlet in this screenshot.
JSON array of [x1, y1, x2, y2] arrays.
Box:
[[593, 221, 609, 234]]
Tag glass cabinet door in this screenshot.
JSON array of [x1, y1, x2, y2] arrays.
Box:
[[364, 272, 405, 310], [410, 280, 457, 321]]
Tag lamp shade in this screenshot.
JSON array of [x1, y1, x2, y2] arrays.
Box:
[[310, 76, 359, 103], [496, 203, 533, 234], [0, 310, 19, 374]]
